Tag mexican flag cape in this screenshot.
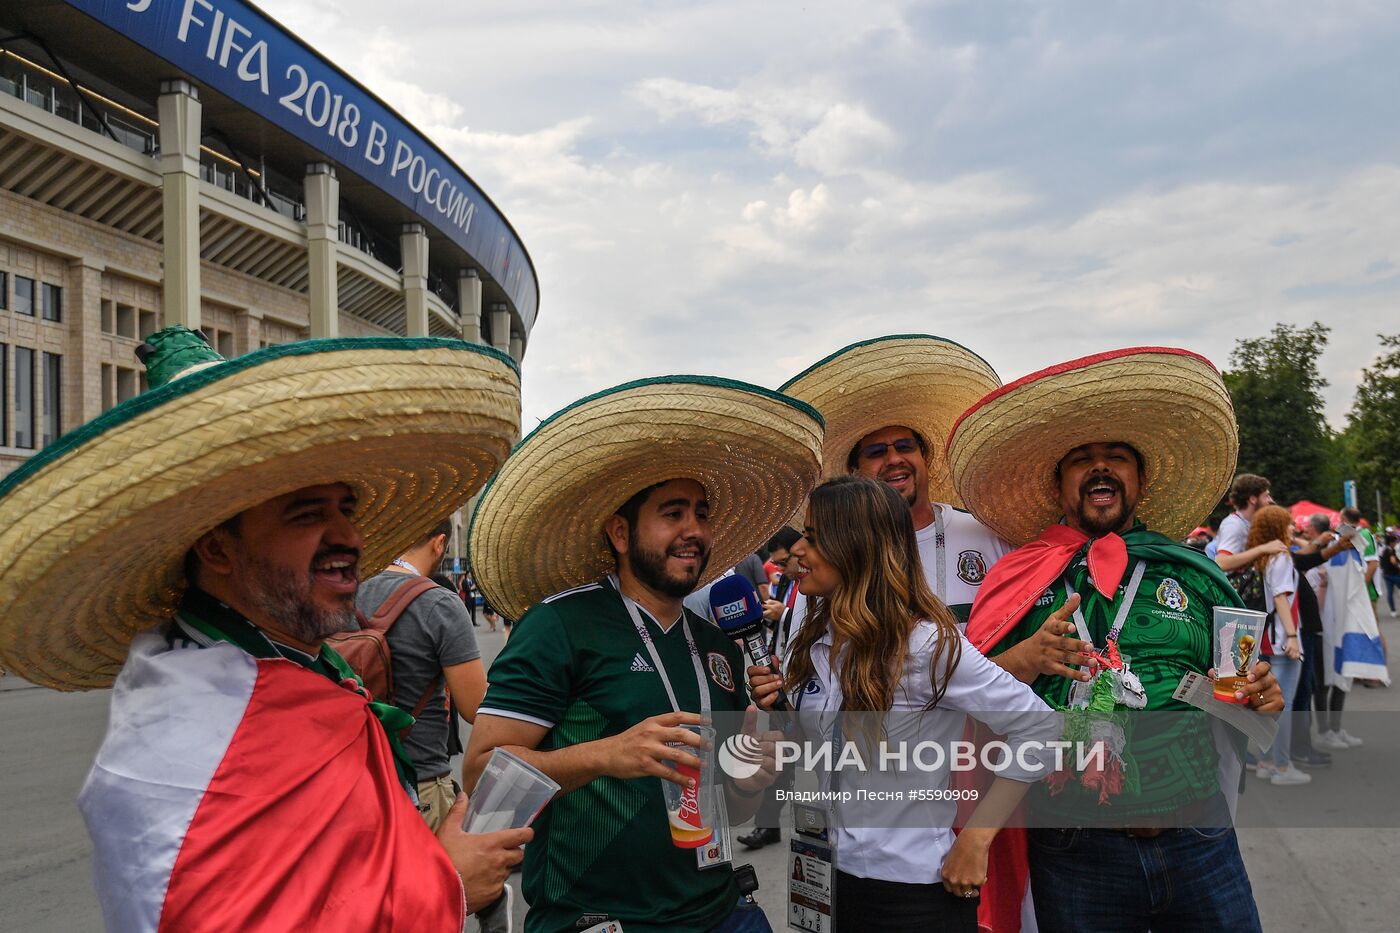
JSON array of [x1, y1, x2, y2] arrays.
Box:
[[78, 626, 465, 932]]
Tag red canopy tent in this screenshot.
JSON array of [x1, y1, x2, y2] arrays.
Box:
[[1290, 500, 1340, 530]]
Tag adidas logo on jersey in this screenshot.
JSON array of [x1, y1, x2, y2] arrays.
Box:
[[630, 653, 655, 673]]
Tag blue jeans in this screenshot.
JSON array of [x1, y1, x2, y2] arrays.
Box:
[[708, 898, 772, 933], [1264, 653, 1302, 767], [1028, 826, 1262, 932], [1384, 573, 1400, 613]]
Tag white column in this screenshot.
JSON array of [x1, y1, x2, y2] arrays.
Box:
[[303, 163, 339, 338], [489, 302, 510, 354], [458, 268, 482, 343], [509, 330, 524, 365], [400, 223, 429, 337], [157, 80, 201, 329]]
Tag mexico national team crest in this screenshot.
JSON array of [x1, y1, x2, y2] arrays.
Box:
[[707, 652, 735, 692], [1156, 578, 1189, 612], [956, 550, 987, 585]]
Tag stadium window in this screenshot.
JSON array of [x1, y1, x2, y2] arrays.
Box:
[[14, 276, 34, 316], [101, 299, 115, 333], [101, 363, 113, 411], [116, 366, 137, 403], [41, 283, 62, 322], [14, 346, 34, 448], [42, 352, 61, 445], [0, 344, 7, 445], [138, 310, 158, 339], [116, 303, 135, 338], [0, 272, 7, 310]]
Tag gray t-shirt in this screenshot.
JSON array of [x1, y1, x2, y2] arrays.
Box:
[[356, 572, 480, 779]]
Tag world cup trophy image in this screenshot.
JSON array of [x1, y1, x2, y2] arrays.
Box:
[[1234, 633, 1256, 677]]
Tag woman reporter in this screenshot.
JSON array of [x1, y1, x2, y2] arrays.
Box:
[[748, 476, 1057, 930]]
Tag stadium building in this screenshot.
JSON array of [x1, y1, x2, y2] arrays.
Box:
[[0, 0, 538, 528]]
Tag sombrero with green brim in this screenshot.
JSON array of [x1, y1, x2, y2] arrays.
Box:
[[0, 327, 521, 690], [468, 376, 825, 622], [946, 347, 1238, 546], [779, 335, 1001, 509]]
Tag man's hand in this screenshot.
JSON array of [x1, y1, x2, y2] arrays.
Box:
[[436, 794, 532, 914], [593, 711, 706, 787], [729, 705, 781, 796], [761, 599, 785, 623], [747, 660, 785, 710], [993, 593, 1093, 684], [1209, 659, 1283, 712]]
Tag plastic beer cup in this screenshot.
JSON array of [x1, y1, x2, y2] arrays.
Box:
[[462, 747, 561, 833], [1212, 606, 1267, 704], [660, 724, 715, 849]]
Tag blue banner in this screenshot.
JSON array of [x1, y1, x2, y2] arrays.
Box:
[[64, 0, 537, 330]]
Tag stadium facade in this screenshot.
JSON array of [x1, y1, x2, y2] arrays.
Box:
[[0, 0, 538, 527]]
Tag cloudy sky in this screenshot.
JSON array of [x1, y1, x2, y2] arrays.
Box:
[[265, 0, 1400, 429]]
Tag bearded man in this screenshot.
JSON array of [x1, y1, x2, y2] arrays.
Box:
[[463, 376, 824, 933], [0, 326, 530, 931], [950, 347, 1282, 933]]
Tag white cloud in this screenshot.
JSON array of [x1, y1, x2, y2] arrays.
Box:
[[259, 0, 1400, 430]]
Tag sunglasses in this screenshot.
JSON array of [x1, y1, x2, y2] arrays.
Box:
[[858, 438, 919, 460]]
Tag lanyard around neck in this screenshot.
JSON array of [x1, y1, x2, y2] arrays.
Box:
[[1064, 560, 1148, 647], [608, 574, 711, 716], [933, 504, 947, 601], [391, 558, 420, 575]]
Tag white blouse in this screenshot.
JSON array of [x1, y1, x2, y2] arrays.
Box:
[[792, 620, 1060, 885]]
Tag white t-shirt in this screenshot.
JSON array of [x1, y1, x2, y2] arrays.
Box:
[[1262, 552, 1300, 657], [794, 622, 1058, 884], [918, 503, 1014, 625], [1216, 511, 1250, 556]]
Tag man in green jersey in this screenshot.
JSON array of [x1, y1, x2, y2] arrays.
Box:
[[463, 376, 825, 933], [949, 347, 1282, 933]]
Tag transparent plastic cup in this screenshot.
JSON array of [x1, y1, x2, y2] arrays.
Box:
[[1212, 606, 1267, 704], [660, 724, 715, 849], [462, 747, 561, 833]]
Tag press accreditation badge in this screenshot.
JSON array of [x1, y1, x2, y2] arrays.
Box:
[[577, 922, 624, 933], [696, 788, 733, 870], [788, 804, 834, 932]]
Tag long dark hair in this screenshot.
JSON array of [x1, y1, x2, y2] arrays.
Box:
[[783, 476, 961, 712]]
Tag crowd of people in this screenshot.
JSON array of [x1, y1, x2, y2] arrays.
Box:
[[1182, 476, 1392, 789], [0, 326, 1389, 932]]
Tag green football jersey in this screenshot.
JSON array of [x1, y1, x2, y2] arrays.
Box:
[[990, 550, 1235, 822], [479, 580, 748, 933]]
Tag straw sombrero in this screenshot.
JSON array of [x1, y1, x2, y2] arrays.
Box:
[[946, 347, 1238, 546], [779, 335, 1001, 508], [0, 328, 521, 690], [468, 376, 824, 621]]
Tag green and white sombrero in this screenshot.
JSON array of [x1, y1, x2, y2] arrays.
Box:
[[947, 347, 1238, 546], [468, 376, 825, 621], [779, 335, 1001, 508], [0, 327, 521, 690]]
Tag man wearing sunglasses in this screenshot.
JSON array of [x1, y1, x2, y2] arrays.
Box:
[[781, 335, 1012, 625]]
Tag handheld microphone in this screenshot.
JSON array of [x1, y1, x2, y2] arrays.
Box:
[[709, 574, 790, 711]]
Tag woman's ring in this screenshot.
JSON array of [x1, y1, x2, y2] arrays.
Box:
[[961, 888, 979, 898]]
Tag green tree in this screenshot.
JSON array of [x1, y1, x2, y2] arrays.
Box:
[[1346, 334, 1400, 525], [1222, 322, 1333, 506]]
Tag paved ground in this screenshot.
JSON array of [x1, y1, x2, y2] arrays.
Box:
[[5, 615, 1400, 931]]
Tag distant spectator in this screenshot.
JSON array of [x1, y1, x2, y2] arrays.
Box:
[[1185, 526, 1213, 550], [1214, 473, 1275, 572], [1380, 532, 1400, 618], [762, 526, 801, 591], [1248, 506, 1309, 785]]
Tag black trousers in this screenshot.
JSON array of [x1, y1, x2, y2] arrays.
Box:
[[832, 870, 977, 932]]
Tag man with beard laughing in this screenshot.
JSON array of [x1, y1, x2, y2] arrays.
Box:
[[0, 325, 530, 931], [950, 348, 1283, 933], [464, 376, 824, 933]]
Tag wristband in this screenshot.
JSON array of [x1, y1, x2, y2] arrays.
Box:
[[1285, 634, 1298, 640]]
